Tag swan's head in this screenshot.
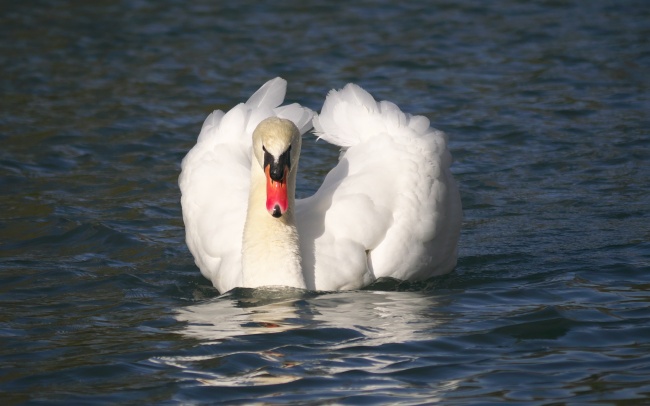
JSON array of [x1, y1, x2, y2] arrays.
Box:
[[252, 117, 301, 218]]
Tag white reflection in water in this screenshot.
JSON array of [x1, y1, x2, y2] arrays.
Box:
[[167, 288, 460, 395], [176, 288, 447, 346]]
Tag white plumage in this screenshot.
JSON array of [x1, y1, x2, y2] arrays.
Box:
[[179, 78, 462, 293]]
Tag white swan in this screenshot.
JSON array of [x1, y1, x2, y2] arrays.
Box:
[[179, 78, 462, 293]]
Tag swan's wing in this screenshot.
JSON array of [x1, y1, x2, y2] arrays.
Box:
[[180, 78, 313, 293], [296, 84, 461, 290]]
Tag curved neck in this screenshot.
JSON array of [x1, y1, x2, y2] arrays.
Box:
[[241, 162, 305, 289]]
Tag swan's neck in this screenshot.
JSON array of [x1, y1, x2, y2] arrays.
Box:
[[242, 163, 305, 289]]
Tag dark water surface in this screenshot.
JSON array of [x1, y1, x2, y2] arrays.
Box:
[[2, 0, 650, 404]]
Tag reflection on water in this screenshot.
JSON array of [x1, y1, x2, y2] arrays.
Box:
[[169, 288, 459, 392], [176, 288, 446, 345], [177, 287, 315, 339]]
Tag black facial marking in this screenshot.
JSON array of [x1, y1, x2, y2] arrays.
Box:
[[263, 145, 291, 182]]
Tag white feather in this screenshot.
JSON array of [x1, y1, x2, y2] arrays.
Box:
[[245, 77, 287, 109]]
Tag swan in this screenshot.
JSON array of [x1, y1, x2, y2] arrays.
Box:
[[179, 78, 462, 293]]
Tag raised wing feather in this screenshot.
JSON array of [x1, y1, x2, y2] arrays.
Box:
[[245, 77, 286, 109], [298, 84, 462, 290]]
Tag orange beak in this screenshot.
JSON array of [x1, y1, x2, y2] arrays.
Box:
[[265, 165, 289, 218]]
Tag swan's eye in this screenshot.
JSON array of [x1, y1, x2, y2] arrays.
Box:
[[263, 146, 273, 170]]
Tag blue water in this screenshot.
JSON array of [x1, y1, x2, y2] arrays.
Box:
[[2, 0, 650, 404]]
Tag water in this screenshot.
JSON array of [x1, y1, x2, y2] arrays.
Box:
[[1, 0, 649, 403]]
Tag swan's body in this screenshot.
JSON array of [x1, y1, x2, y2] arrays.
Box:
[[179, 78, 462, 293]]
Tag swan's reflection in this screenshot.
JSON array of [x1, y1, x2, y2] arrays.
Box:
[[176, 287, 449, 346], [169, 287, 459, 394]]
